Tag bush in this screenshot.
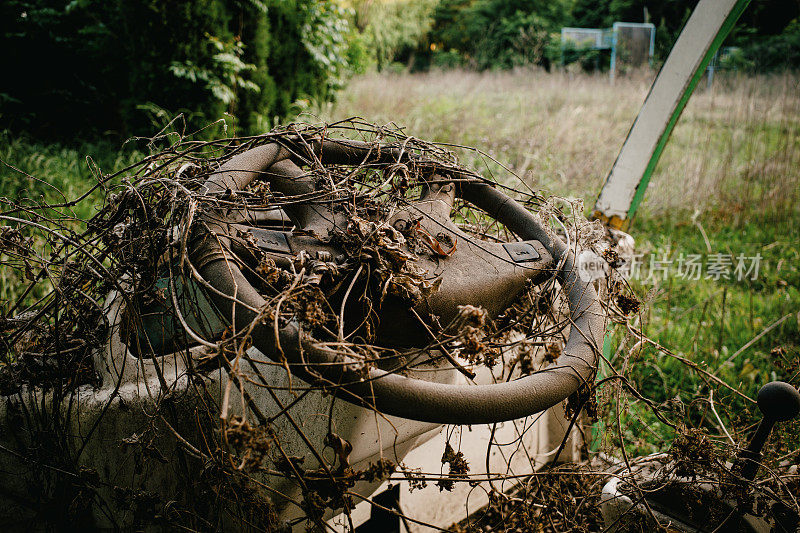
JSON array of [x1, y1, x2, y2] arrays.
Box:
[[430, 49, 465, 69], [552, 41, 609, 72], [0, 0, 360, 140], [739, 19, 800, 72], [424, 0, 567, 70], [353, 0, 437, 71]]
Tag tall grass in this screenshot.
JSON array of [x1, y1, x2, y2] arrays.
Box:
[[0, 134, 144, 307], [323, 69, 800, 219], [0, 133, 145, 220]]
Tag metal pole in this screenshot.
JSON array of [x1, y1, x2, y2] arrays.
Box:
[[609, 24, 617, 83]]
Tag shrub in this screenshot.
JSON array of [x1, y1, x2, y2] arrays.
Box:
[[0, 0, 360, 140], [424, 0, 567, 70]]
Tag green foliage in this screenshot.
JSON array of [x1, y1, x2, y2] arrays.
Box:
[[169, 36, 261, 107], [0, 0, 360, 140], [0, 131, 143, 220], [412, 0, 798, 72], [736, 19, 800, 72], [718, 47, 755, 71], [554, 41, 609, 72], [351, 0, 437, 71], [344, 30, 372, 75], [567, 0, 696, 63], [426, 0, 568, 70], [570, 0, 611, 28], [298, 1, 353, 93]]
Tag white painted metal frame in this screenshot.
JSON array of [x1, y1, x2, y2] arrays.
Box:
[[595, 0, 751, 227]]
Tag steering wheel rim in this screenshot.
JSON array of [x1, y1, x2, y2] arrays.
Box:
[[194, 138, 603, 425]]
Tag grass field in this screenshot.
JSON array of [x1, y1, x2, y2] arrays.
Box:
[[2, 69, 799, 456]]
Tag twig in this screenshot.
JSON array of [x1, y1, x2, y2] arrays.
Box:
[[709, 390, 735, 445], [720, 313, 791, 366]]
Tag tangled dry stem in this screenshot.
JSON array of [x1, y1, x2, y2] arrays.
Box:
[[0, 118, 796, 531]]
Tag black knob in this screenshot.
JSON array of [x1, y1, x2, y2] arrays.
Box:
[[736, 381, 800, 482], [722, 382, 800, 530], [757, 381, 800, 422]]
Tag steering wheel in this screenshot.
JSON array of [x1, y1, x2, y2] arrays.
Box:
[[192, 137, 603, 425]]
